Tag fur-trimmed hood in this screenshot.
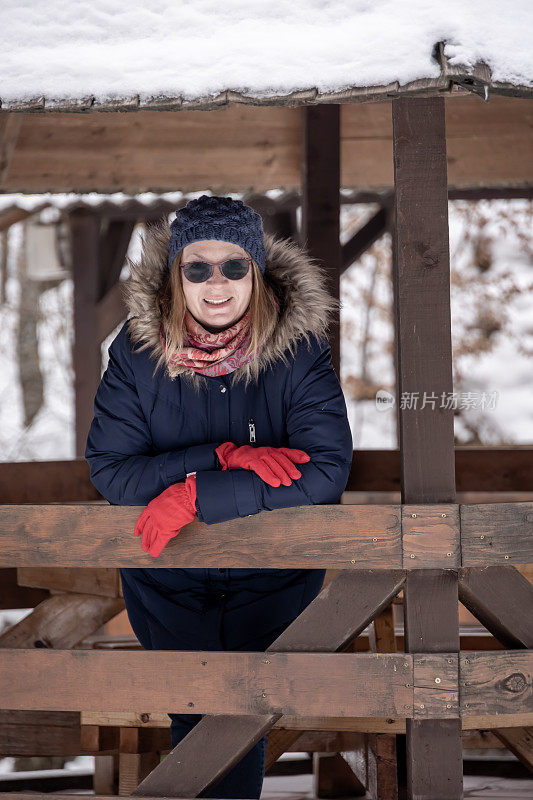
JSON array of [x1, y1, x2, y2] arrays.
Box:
[[122, 216, 338, 389]]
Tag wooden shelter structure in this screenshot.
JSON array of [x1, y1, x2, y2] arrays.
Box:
[[1, 31, 533, 800]]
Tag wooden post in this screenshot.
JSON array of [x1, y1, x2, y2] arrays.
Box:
[[301, 104, 341, 376], [392, 96, 462, 799], [70, 209, 101, 457]]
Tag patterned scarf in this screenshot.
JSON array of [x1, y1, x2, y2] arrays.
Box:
[[159, 306, 258, 377]]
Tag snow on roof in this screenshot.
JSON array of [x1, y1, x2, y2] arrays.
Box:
[[1, 2, 532, 112]]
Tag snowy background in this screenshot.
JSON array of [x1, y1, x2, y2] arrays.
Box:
[[1, 1, 533, 103], [1, 192, 532, 462]]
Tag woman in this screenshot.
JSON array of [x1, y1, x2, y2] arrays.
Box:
[[85, 195, 353, 799]]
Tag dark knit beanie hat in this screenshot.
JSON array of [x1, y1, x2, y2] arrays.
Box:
[[168, 195, 266, 274]]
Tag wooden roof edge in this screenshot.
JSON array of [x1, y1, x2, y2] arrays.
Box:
[[1, 44, 531, 113]]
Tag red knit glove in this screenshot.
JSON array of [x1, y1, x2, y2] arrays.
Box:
[[134, 474, 197, 557], [215, 442, 310, 487]]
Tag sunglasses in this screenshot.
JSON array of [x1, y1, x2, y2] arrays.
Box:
[[180, 257, 252, 283]]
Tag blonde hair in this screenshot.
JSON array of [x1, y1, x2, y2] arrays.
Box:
[[153, 249, 279, 385]]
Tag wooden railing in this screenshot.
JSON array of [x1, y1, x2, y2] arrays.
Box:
[[0, 498, 532, 798]]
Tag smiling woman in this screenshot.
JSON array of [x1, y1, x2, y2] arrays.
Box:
[[84, 194, 353, 799], [152, 199, 280, 387], [180, 241, 253, 331]]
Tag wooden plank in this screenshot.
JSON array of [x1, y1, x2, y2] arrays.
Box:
[[80, 708, 533, 733], [0, 710, 82, 757], [0, 593, 124, 649], [17, 567, 120, 598], [412, 651, 459, 719], [3, 96, 532, 193], [81, 709, 409, 733], [301, 104, 341, 375], [401, 504, 460, 568], [461, 652, 533, 716], [7, 106, 302, 194], [0, 503, 402, 568], [461, 503, 533, 565], [134, 715, 279, 798], [2, 502, 532, 567], [0, 649, 414, 717], [268, 569, 405, 652]]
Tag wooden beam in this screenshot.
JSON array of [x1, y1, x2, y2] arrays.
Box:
[[0, 503, 402, 568], [341, 206, 389, 273], [461, 652, 533, 716], [0, 592, 124, 649], [270, 569, 405, 652], [0, 648, 531, 719], [81, 708, 533, 733], [492, 726, 533, 772], [70, 209, 101, 458], [392, 96, 455, 505], [392, 94, 462, 799], [301, 104, 341, 375], [17, 567, 121, 598], [461, 504, 533, 565], [458, 566, 533, 648], [3, 96, 532, 193], [0, 649, 412, 717], [1, 501, 532, 567], [264, 728, 306, 773], [0, 710, 82, 757], [345, 446, 533, 500]]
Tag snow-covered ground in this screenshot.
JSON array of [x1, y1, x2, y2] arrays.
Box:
[[1, 2, 532, 104], [0, 194, 531, 459]]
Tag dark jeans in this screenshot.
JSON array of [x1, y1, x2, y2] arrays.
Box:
[[119, 566, 326, 799]]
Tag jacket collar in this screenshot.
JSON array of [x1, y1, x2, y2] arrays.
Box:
[[123, 216, 337, 387]]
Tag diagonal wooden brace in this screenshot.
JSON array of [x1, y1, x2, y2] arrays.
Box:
[[458, 565, 533, 649], [131, 568, 406, 797]]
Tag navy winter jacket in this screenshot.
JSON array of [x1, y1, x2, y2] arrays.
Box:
[[85, 222, 353, 525]]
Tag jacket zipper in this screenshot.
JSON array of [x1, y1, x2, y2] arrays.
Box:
[[248, 418, 256, 443]]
